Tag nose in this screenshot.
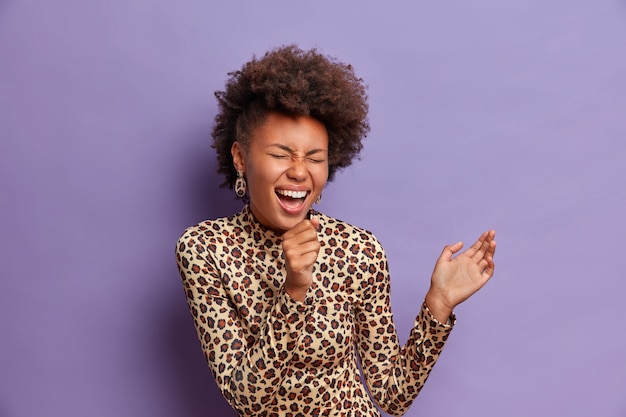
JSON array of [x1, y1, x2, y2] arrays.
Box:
[[286, 156, 308, 181]]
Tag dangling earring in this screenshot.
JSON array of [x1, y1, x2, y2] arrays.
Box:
[[235, 170, 246, 198], [315, 193, 322, 204]]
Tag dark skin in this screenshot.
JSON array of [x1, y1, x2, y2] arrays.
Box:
[[281, 215, 322, 302], [282, 218, 495, 323], [234, 112, 496, 323], [425, 231, 496, 322]]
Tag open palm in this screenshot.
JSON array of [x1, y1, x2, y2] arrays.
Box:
[[427, 230, 496, 318]]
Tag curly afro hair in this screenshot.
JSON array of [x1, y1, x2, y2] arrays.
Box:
[[212, 45, 370, 188]]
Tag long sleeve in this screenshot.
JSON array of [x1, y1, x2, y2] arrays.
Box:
[[176, 209, 455, 417], [354, 237, 454, 416], [176, 228, 314, 416]]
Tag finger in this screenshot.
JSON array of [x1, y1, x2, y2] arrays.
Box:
[[438, 242, 464, 262], [283, 218, 319, 239], [464, 231, 489, 257], [470, 230, 496, 260], [482, 256, 495, 279], [283, 228, 319, 251], [472, 237, 492, 260], [284, 240, 321, 257], [483, 230, 496, 247], [284, 241, 321, 271], [477, 256, 491, 272], [485, 239, 496, 259], [478, 238, 497, 262], [283, 223, 318, 245], [310, 215, 320, 231], [286, 254, 320, 273], [283, 233, 321, 255]]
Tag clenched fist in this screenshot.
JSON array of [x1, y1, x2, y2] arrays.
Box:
[[281, 215, 321, 302]]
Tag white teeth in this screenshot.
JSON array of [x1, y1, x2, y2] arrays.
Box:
[[276, 189, 308, 199]]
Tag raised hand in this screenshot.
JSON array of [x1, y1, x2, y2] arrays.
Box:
[[281, 215, 321, 302], [425, 230, 496, 323]]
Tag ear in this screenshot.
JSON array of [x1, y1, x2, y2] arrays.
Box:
[[231, 141, 246, 172]]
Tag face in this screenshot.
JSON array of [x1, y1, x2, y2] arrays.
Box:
[[231, 112, 329, 234]]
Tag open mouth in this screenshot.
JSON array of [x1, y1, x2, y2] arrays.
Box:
[[275, 189, 309, 212]]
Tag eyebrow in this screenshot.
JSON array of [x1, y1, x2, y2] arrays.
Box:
[[267, 143, 327, 155]]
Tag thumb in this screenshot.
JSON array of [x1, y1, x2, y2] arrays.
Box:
[[310, 215, 320, 230], [439, 241, 464, 261]]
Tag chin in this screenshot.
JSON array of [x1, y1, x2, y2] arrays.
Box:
[[273, 215, 304, 233], [251, 197, 311, 233]]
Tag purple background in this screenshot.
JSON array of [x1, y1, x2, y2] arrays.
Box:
[[1, 1, 625, 416]]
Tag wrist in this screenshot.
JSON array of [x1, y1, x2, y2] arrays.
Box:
[[424, 289, 454, 323], [284, 284, 309, 303]]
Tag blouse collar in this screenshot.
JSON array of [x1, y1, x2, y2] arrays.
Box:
[[240, 205, 282, 244], [240, 204, 320, 244]]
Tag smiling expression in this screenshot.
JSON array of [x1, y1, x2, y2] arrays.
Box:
[[231, 112, 329, 234]]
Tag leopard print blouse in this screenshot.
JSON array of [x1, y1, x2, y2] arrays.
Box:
[[175, 206, 455, 417]]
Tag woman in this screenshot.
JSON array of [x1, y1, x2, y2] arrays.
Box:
[[176, 45, 496, 417]]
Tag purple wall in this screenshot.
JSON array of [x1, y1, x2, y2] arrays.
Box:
[[1, 1, 625, 416]]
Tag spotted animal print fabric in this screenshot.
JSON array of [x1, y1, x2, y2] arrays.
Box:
[[176, 206, 455, 417]]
